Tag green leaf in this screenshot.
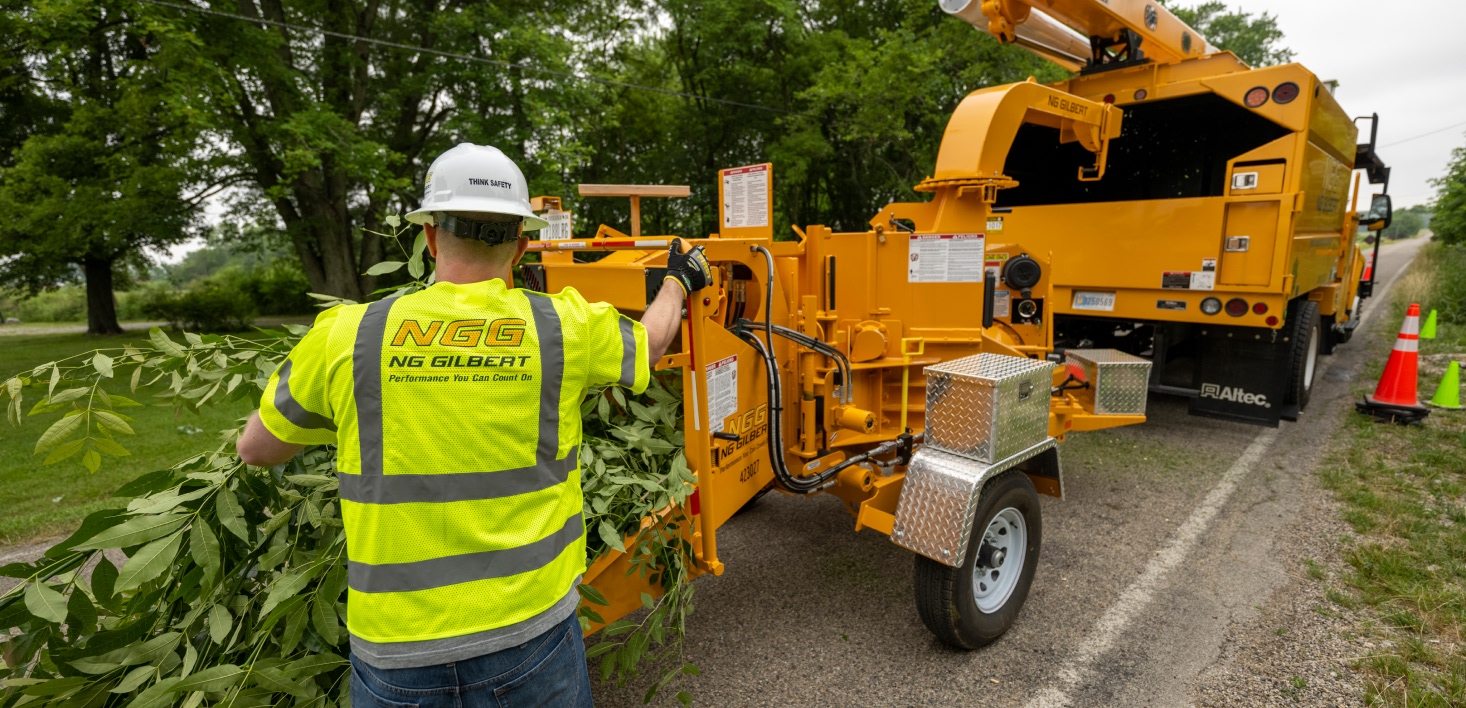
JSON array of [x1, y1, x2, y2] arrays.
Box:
[[641, 591, 656, 609], [34, 412, 85, 455], [677, 690, 693, 705], [585, 642, 618, 659], [111, 664, 156, 693], [69, 656, 124, 675], [597, 521, 627, 554], [115, 530, 184, 593], [602, 619, 637, 638], [208, 604, 232, 644], [83, 448, 101, 473], [170, 663, 246, 693], [91, 556, 118, 605], [578, 584, 610, 606], [311, 596, 339, 645], [78, 514, 188, 549], [24, 581, 68, 623], [262, 570, 315, 618], [216, 485, 249, 541], [94, 409, 136, 435], [92, 352, 115, 378], [251, 667, 312, 698], [150, 327, 187, 357], [408, 251, 425, 279], [113, 469, 177, 498], [109, 394, 143, 407], [282, 652, 346, 678], [364, 260, 405, 276], [92, 436, 132, 457], [19, 676, 87, 696], [280, 603, 309, 654], [67, 587, 98, 634], [44, 438, 86, 464], [129, 676, 182, 708], [189, 521, 220, 576]]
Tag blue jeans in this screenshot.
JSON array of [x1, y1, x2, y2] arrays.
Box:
[[350, 612, 594, 708]]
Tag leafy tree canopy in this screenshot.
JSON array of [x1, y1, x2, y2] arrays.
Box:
[[1162, 1, 1294, 67], [1431, 137, 1466, 246]]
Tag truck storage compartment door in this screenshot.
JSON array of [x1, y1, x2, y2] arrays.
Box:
[[1219, 201, 1279, 287]]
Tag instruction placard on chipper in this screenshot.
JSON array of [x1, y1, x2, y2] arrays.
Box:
[[907, 233, 985, 283], [720, 165, 770, 229], [704, 355, 738, 432]]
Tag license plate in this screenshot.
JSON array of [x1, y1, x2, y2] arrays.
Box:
[[1072, 291, 1116, 312]]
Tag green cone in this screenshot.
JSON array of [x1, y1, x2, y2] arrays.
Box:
[[1421, 309, 1438, 339], [1429, 360, 1463, 409]]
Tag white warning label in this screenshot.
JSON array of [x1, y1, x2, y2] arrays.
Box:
[[704, 355, 738, 432], [542, 211, 572, 241], [721, 165, 770, 229], [907, 233, 985, 283]]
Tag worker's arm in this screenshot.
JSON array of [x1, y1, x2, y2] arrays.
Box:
[[643, 237, 713, 359], [238, 412, 305, 467], [641, 280, 685, 361]]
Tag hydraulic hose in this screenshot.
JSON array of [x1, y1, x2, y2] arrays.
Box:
[[735, 328, 834, 493], [736, 319, 852, 405]]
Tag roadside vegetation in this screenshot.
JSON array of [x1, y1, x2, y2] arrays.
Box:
[[1323, 241, 1466, 706]]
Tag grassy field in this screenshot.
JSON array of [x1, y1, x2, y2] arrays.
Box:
[[1323, 241, 1466, 707], [0, 330, 255, 545]]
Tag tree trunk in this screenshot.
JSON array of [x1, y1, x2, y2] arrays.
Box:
[[82, 255, 123, 336]]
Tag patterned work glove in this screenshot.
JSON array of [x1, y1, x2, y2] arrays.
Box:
[[664, 238, 713, 296]]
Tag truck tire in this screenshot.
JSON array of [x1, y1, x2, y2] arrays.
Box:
[[1284, 299, 1321, 410], [913, 471, 1042, 649]]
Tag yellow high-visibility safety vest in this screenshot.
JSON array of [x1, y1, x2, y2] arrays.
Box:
[[258, 279, 650, 644]]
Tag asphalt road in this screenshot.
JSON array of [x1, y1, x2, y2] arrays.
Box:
[[593, 236, 1427, 707]]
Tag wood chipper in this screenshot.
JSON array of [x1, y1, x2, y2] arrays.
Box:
[[523, 156, 1151, 647]]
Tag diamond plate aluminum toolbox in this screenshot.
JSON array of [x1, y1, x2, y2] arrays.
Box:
[[923, 353, 1056, 464], [891, 440, 1056, 565], [1063, 348, 1152, 416]]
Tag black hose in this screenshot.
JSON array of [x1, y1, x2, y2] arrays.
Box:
[[735, 329, 832, 493], [751, 246, 776, 369], [736, 319, 851, 404]]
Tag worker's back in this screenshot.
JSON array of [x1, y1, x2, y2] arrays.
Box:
[[259, 278, 648, 645]]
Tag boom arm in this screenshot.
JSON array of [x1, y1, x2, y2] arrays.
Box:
[[941, 0, 1222, 71]]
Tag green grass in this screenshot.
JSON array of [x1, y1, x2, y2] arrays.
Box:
[[1321, 246, 1466, 707], [0, 331, 254, 545]]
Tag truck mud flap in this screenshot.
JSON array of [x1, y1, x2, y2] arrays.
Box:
[[1188, 325, 1291, 427]]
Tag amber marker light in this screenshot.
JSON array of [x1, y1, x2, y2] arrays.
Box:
[[1272, 81, 1300, 104], [1244, 86, 1269, 108]]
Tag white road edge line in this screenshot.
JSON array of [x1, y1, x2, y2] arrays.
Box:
[[1024, 239, 1422, 708]]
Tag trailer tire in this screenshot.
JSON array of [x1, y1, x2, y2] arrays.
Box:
[[1284, 299, 1321, 410], [913, 471, 1042, 649]]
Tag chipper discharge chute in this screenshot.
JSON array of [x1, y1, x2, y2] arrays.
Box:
[[526, 154, 1150, 646]]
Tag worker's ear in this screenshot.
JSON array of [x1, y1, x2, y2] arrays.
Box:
[[512, 235, 529, 266], [424, 223, 439, 259]]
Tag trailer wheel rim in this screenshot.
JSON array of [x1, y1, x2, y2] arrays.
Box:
[[1304, 323, 1319, 391], [972, 507, 1027, 614]]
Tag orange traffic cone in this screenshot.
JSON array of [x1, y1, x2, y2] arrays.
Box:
[[1357, 303, 1431, 423], [1361, 252, 1374, 282]]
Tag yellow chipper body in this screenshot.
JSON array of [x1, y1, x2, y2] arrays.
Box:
[[546, 0, 1392, 647]]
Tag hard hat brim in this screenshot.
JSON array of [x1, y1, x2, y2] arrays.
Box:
[[406, 198, 550, 231]]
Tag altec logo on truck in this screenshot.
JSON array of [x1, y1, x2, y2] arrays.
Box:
[[1200, 384, 1271, 409]]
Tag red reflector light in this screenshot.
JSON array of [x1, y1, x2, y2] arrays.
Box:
[[1244, 86, 1269, 108], [1252, 302, 1268, 315], [1225, 298, 1249, 317], [1266, 315, 1279, 326], [1133, 89, 1148, 101], [1104, 93, 1116, 104], [1273, 81, 1300, 104]]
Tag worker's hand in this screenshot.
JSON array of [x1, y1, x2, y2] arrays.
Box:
[[664, 238, 712, 296]]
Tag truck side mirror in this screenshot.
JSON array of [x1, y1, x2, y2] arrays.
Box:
[[1362, 194, 1392, 232]]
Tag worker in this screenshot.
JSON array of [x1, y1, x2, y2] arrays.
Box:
[[236, 143, 712, 707]]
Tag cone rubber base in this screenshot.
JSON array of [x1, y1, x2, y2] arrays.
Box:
[[1426, 401, 1464, 410], [1357, 395, 1430, 424]]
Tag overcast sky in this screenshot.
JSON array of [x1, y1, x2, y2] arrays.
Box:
[[1223, 0, 1466, 208]]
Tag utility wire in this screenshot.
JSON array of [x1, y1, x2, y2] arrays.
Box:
[[1381, 119, 1466, 149], [136, 0, 798, 116]]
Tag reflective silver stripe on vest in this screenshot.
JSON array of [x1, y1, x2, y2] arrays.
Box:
[[526, 293, 563, 465], [274, 359, 336, 431], [338, 455, 576, 504], [354, 297, 398, 476], [348, 512, 584, 593], [617, 317, 637, 388]]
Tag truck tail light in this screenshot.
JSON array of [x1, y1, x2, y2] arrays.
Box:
[[1225, 298, 1249, 317]]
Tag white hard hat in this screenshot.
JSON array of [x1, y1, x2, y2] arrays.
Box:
[[405, 143, 549, 231]]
